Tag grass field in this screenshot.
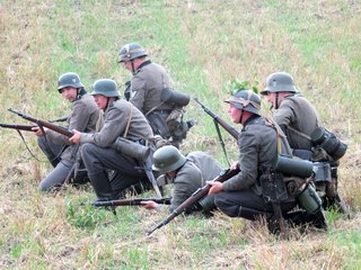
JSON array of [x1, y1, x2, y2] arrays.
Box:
[[1, 0, 361, 269]]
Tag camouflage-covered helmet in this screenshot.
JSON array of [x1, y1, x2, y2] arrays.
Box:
[[225, 90, 261, 115], [91, 79, 120, 97], [152, 145, 187, 174], [260, 72, 298, 95], [57, 72, 84, 92], [117, 42, 148, 63]]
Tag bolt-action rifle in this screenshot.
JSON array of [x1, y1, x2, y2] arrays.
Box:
[[0, 123, 37, 132], [193, 97, 239, 165], [147, 167, 240, 236], [193, 97, 239, 140], [8, 108, 161, 196], [93, 197, 171, 208], [8, 108, 73, 137]]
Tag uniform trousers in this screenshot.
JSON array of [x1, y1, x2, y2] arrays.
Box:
[[215, 189, 297, 220], [80, 143, 148, 199]]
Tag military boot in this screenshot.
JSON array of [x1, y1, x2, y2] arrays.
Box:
[[88, 172, 114, 201]]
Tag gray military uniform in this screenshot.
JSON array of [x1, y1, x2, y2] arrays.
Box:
[[169, 152, 223, 212], [215, 115, 297, 219], [79, 99, 154, 200], [129, 60, 185, 144], [130, 60, 173, 114], [273, 95, 320, 151], [38, 92, 100, 191]]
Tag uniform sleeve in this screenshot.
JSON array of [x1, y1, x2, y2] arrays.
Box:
[[273, 99, 295, 129], [46, 100, 89, 145], [169, 167, 202, 212], [80, 106, 130, 147], [129, 75, 147, 112], [223, 130, 258, 191]]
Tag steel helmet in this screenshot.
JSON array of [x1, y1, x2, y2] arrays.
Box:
[[152, 145, 187, 174], [118, 42, 148, 63], [225, 90, 261, 115], [57, 72, 84, 92], [91, 79, 120, 97], [261, 72, 298, 95]]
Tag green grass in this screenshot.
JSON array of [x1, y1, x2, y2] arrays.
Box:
[[1, 0, 361, 269]]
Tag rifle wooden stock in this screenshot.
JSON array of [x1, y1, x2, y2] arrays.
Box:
[[8, 108, 73, 137], [9, 108, 163, 197], [0, 123, 37, 132], [147, 168, 240, 235], [93, 197, 172, 207], [193, 97, 239, 140]]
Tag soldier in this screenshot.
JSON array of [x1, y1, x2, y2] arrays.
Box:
[[141, 145, 224, 213], [117, 42, 193, 148], [207, 89, 327, 232], [260, 72, 347, 212], [34, 72, 100, 192], [260, 72, 320, 158], [69, 79, 154, 201]]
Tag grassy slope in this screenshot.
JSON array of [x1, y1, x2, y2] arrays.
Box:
[[1, 0, 361, 269]]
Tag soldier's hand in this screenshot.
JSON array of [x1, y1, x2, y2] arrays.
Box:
[[32, 126, 47, 137], [69, 129, 81, 144], [230, 162, 239, 170], [207, 181, 224, 195], [140, 201, 159, 210]]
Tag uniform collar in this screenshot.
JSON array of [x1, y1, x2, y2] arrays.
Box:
[[243, 114, 262, 128], [135, 60, 152, 73]]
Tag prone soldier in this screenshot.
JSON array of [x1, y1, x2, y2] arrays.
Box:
[[141, 145, 224, 214]]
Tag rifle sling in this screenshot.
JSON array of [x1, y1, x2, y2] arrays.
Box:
[[213, 120, 230, 166], [16, 129, 43, 162]]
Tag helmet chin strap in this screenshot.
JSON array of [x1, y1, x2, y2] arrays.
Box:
[[105, 97, 110, 111], [131, 61, 136, 74], [239, 109, 244, 124], [275, 93, 280, 109]]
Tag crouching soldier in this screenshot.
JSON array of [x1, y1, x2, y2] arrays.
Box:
[[260, 71, 348, 213], [207, 89, 327, 233], [118, 42, 194, 148], [69, 79, 154, 201], [141, 145, 223, 214], [35, 72, 100, 192]]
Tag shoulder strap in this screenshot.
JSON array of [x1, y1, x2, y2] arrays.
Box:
[[145, 100, 166, 117], [287, 126, 312, 141], [123, 103, 133, 138]]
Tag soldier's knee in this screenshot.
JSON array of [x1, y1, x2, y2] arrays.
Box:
[[38, 180, 52, 192], [80, 143, 97, 157]]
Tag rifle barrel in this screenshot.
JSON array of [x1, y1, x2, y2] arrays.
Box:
[[192, 97, 239, 140], [93, 197, 172, 207], [0, 123, 36, 132], [147, 168, 240, 235], [8, 108, 73, 137]]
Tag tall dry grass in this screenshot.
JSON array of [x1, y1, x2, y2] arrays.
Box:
[[1, 0, 361, 269]]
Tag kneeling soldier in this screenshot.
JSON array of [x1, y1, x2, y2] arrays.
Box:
[[70, 79, 154, 201], [208, 89, 327, 233]]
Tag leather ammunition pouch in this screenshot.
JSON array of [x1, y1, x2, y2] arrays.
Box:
[[260, 170, 289, 204], [313, 162, 332, 183]]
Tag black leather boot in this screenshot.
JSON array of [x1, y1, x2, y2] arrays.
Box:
[[88, 172, 114, 201]]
